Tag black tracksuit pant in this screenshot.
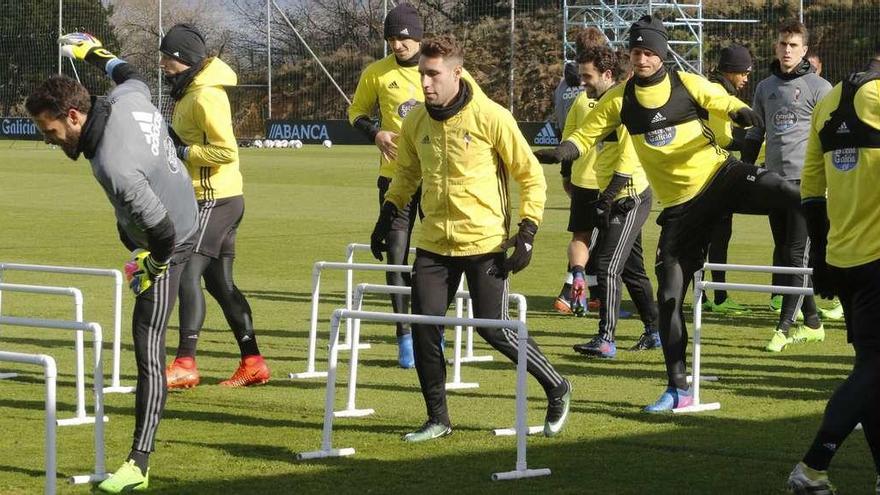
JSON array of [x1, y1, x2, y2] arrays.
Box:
[[768, 185, 820, 329], [803, 259, 880, 473], [706, 214, 733, 304], [132, 242, 191, 452], [411, 249, 566, 426], [595, 188, 658, 340], [655, 159, 800, 390], [378, 176, 420, 337]]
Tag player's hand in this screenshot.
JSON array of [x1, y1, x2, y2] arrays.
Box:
[[375, 131, 398, 162], [561, 177, 572, 198], [729, 107, 763, 129], [592, 198, 612, 230], [124, 249, 169, 296], [501, 219, 538, 275], [809, 245, 837, 300], [58, 32, 116, 66], [534, 148, 560, 164], [370, 202, 399, 261]]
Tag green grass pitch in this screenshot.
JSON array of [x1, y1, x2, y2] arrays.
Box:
[[0, 141, 873, 494]]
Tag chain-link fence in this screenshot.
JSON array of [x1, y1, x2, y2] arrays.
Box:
[[2, 0, 879, 139]]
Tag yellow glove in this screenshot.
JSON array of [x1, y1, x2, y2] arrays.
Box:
[[58, 32, 116, 65], [123, 249, 169, 296]]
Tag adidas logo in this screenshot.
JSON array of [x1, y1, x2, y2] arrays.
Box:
[[132, 111, 161, 156], [388, 81, 399, 89], [400, 28, 409, 35], [533, 122, 559, 145], [651, 112, 667, 124], [173, 51, 180, 57], [636, 36, 643, 41], [836, 122, 850, 134], [421, 135, 430, 144]]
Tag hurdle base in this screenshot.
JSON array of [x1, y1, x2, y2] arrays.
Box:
[[57, 415, 109, 427], [103, 385, 135, 394], [334, 408, 375, 418], [289, 371, 329, 379], [0, 372, 18, 379], [672, 402, 721, 414], [296, 447, 356, 460], [70, 472, 110, 485], [336, 343, 371, 351], [492, 425, 544, 436], [686, 375, 719, 383], [492, 467, 551, 481], [460, 355, 494, 363], [445, 381, 479, 390]]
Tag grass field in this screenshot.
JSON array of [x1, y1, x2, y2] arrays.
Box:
[[0, 141, 873, 494]]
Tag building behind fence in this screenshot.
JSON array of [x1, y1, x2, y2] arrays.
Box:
[[2, 0, 878, 139]]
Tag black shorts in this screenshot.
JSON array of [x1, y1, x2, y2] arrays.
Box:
[[567, 185, 599, 233], [836, 258, 880, 348], [193, 196, 244, 258]]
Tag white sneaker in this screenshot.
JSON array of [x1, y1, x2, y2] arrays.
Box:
[[787, 462, 836, 494]]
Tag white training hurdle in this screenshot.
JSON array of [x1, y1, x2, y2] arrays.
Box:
[[291, 260, 470, 379], [0, 283, 108, 426], [0, 263, 133, 394], [297, 309, 552, 481], [0, 350, 58, 495], [334, 284, 535, 427], [343, 244, 493, 363], [678, 263, 814, 414], [0, 316, 108, 485]]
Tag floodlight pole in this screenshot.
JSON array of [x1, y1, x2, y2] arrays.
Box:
[[508, 0, 515, 114], [267, 0, 273, 120], [57, 0, 63, 74]]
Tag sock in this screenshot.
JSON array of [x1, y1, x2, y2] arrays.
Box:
[[804, 314, 821, 329], [237, 332, 260, 357], [176, 329, 199, 359], [714, 291, 728, 306], [127, 449, 149, 474], [778, 320, 793, 334], [558, 282, 571, 299]]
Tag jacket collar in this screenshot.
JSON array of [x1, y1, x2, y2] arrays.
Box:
[[77, 96, 112, 160]]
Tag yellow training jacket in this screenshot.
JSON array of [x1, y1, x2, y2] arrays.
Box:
[[562, 92, 599, 189], [172, 57, 242, 201], [566, 71, 748, 207], [385, 82, 547, 257], [348, 54, 480, 179], [801, 77, 880, 268]]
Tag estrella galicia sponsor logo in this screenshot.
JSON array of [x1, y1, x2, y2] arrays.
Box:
[[533, 122, 559, 145], [772, 107, 798, 131], [831, 147, 858, 171], [398, 99, 418, 118], [165, 136, 180, 173], [1, 117, 40, 139], [645, 126, 675, 147], [268, 122, 330, 141]]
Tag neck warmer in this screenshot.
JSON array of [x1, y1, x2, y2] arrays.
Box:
[[77, 96, 112, 160], [168, 59, 207, 101], [426, 79, 473, 121], [635, 65, 667, 87], [771, 57, 813, 81]]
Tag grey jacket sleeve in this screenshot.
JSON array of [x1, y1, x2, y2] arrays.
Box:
[[745, 81, 766, 142]]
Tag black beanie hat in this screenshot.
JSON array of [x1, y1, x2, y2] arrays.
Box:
[[629, 15, 668, 59], [718, 45, 752, 73], [160, 23, 207, 67], [384, 3, 423, 41]]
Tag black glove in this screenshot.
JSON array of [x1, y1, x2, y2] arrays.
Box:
[[370, 202, 399, 261], [740, 138, 763, 165], [593, 173, 630, 230], [803, 200, 836, 299], [592, 198, 612, 230], [560, 160, 573, 178], [563, 61, 581, 88], [729, 107, 763, 129], [534, 140, 580, 164], [501, 219, 538, 275]]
